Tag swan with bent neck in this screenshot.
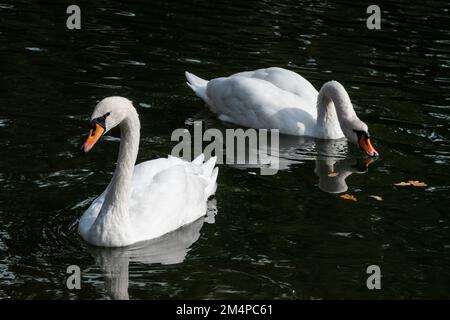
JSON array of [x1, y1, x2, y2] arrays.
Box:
[[79, 96, 219, 247], [186, 67, 378, 156]]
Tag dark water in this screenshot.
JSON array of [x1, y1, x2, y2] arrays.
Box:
[[1, 0, 450, 299]]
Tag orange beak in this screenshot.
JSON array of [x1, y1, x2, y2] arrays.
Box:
[[81, 123, 105, 153], [358, 135, 379, 157]]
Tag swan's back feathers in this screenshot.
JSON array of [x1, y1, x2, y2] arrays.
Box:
[[205, 76, 318, 136], [81, 154, 219, 245], [231, 67, 318, 102], [130, 154, 218, 241], [185, 67, 326, 136]]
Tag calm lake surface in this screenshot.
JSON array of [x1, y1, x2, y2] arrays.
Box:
[[1, 0, 450, 299]]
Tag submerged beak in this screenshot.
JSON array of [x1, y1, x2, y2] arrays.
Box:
[[358, 135, 379, 157], [81, 123, 105, 153]]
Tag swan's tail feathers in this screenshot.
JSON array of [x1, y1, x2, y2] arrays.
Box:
[[203, 156, 217, 177], [202, 156, 218, 198], [185, 71, 209, 103], [205, 167, 218, 198], [192, 153, 205, 165], [211, 167, 219, 185], [206, 167, 219, 197], [185, 71, 208, 90]]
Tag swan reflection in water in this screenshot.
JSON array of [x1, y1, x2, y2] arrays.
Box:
[[216, 128, 376, 194], [87, 200, 217, 300], [313, 150, 375, 194]]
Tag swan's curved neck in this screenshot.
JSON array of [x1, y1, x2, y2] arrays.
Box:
[[107, 110, 140, 210], [316, 81, 357, 138], [92, 108, 140, 242]]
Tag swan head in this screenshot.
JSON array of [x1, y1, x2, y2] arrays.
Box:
[[318, 80, 379, 157], [341, 117, 379, 157], [81, 96, 134, 153]]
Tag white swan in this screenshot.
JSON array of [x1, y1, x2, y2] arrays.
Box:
[[79, 96, 219, 247], [185, 67, 378, 157]]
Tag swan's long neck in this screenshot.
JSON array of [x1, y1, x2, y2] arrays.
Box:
[[91, 108, 140, 245], [105, 110, 140, 212], [316, 81, 357, 139]]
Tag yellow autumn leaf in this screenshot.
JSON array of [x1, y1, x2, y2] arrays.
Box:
[[409, 181, 427, 187], [328, 172, 338, 177], [340, 194, 357, 202], [394, 180, 427, 187], [369, 195, 383, 201]]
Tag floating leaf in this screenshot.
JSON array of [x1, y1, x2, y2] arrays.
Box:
[[394, 180, 427, 187], [340, 194, 357, 202], [328, 172, 338, 177], [409, 181, 427, 187], [369, 195, 383, 201]]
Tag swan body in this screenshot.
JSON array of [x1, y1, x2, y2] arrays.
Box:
[[79, 97, 218, 247], [186, 67, 378, 156]]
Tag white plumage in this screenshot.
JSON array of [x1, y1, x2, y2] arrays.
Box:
[[185, 67, 379, 157], [79, 97, 218, 247], [186, 67, 329, 136]]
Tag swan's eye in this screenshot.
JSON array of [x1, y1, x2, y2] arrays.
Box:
[[89, 115, 108, 130], [353, 129, 369, 139]]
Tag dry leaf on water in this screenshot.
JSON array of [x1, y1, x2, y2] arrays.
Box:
[[369, 195, 383, 201], [407, 180, 427, 187], [340, 194, 357, 202], [394, 180, 427, 187], [328, 172, 338, 177]]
